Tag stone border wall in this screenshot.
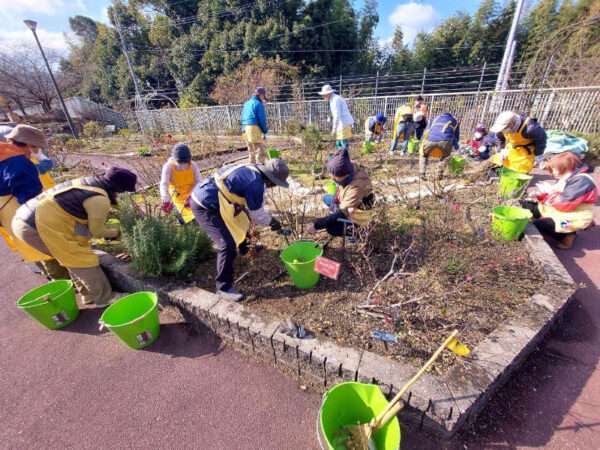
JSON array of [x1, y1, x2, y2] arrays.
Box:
[[100, 223, 575, 438]]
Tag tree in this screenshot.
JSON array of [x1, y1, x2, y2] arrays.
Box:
[[210, 57, 300, 105], [389, 27, 412, 72], [519, 0, 558, 63], [0, 46, 67, 114]]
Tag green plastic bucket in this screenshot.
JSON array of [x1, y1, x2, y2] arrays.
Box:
[[325, 181, 337, 195], [407, 138, 418, 155], [99, 292, 160, 349], [16, 280, 79, 330], [491, 206, 532, 241], [281, 241, 323, 289], [266, 148, 281, 159], [498, 168, 533, 199], [319, 382, 401, 450], [448, 155, 466, 174]]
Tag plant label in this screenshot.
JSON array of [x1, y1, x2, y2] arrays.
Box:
[[315, 256, 341, 280]]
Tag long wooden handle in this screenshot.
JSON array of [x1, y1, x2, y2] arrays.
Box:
[[372, 329, 459, 431]]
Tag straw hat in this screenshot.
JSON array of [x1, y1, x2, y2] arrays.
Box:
[[5, 124, 47, 149], [318, 84, 335, 96]]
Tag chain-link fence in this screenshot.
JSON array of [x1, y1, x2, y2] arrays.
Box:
[[135, 86, 600, 136]]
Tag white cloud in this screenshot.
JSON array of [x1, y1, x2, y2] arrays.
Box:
[[0, 28, 71, 54], [0, 0, 66, 15], [389, 2, 440, 45]]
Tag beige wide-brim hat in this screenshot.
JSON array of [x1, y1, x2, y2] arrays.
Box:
[[318, 84, 335, 96], [5, 124, 47, 149]]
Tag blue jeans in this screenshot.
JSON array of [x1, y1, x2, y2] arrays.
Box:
[[323, 194, 335, 209]]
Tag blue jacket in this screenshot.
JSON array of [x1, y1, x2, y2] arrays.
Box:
[[241, 95, 268, 135], [192, 165, 266, 211], [0, 154, 43, 204], [427, 113, 460, 149]]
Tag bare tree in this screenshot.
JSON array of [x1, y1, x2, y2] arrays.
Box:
[[0, 45, 67, 114]]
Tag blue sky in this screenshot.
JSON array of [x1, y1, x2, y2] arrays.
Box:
[[0, 0, 486, 53]]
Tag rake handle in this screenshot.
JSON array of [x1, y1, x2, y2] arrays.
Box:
[[371, 329, 459, 431]]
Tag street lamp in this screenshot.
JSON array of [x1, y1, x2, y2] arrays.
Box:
[[24, 19, 79, 138]]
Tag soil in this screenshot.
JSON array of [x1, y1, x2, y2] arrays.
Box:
[[190, 179, 545, 373]]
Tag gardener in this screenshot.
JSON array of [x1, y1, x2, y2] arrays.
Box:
[[490, 111, 547, 174], [463, 123, 495, 161], [389, 105, 415, 155], [419, 112, 460, 179], [190, 158, 289, 302], [0, 125, 67, 279], [364, 112, 386, 144], [521, 152, 597, 250], [13, 167, 137, 308], [160, 143, 201, 223], [413, 95, 428, 140], [241, 87, 269, 164], [319, 84, 354, 149], [307, 145, 374, 237]]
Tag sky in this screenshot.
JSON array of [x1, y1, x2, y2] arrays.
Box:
[[0, 0, 485, 54]]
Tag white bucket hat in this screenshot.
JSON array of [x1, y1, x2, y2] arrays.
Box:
[[490, 111, 518, 133], [318, 84, 335, 96]]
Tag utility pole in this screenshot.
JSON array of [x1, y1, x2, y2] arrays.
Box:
[[113, 11, 144, 111], [496, 0, 526, 91], [24, 19, 79, 138]]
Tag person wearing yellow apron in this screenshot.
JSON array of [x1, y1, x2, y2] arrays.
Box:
[[307, 146, 374, 237], [190, 159, 290, 302], [490, 111, 547, 174], [241, 87, 269, 164], [0, 125, 68, 279], [389, 105, 415, 155], [521, 152, 597, 250], [419, 112, 460, 179], [14, 167, 137, 307], [160, 144, 201, 224], [30, 150, 56, 190], [364, 113, 386, 144], [318, 84, 354, 149]]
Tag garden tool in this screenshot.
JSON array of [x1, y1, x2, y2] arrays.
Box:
[[339, 330, 459, 450]]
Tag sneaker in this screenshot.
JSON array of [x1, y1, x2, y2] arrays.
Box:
[[217, 287, 244, 302]]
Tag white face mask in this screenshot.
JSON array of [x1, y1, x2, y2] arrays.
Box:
[[474, 132, 484, 139]]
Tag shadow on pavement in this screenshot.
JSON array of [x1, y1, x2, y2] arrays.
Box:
[[145, 322, 225, 359], [58, 308, 104, 336]]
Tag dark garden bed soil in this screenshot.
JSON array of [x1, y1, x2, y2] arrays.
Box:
[[190, 183, 545, 374]]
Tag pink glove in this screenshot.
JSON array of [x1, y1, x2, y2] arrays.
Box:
[[161, 202, 173, 213]]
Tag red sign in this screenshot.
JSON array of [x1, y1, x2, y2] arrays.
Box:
[[315, 256, 342, 280]]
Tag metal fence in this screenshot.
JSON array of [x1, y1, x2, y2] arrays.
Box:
[[136, 86, 600, 136]]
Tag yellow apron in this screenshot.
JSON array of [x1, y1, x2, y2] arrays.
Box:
[[419, 131, 446, 158], [31, 156, 56, 190], [168, 160, 196, 224], [392, 105, 413, 139], [35, 181, 109, 268], [539, 174, 597, 233], [503, 118, 536, 174], [364, 117, 383, 136], [214, 165, 262, 246], [336, 126, 352, 141], [0, 195, 51, 262], [244, 125, 264, 144]]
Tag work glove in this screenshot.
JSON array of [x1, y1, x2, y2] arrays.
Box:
[[269, 217, 282, 232], [36, 159, 54, 174], [238, 240, 249, 255], [161, 202, 173, 214]]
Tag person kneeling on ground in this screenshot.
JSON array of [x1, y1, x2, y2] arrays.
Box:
[[364, 112, 386, 144], [13, 167, 137, 308], [389, 105, 415, 155], [307, 146, 374, 237], [490, 111, 547, 174], [521, 152, 597, 250], [160, 143, 201, 224], [419, 112, 460, 179], [462, 123, 495, 161], [190, 158, 290, 302], [1, 124, 68, 280]]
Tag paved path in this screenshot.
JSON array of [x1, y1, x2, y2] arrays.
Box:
[[2, 170, 600, 449]]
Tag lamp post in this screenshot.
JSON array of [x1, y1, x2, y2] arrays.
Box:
[[24, 19, 79, 138]]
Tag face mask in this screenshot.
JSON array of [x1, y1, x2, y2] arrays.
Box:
[[474, 132, 484, 140]]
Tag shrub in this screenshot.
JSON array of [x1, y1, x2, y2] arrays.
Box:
[[117, 128, 132, 139], [119, 197, 212, 277], [83, 121, 104, 139], [137, 146, 152, 156]]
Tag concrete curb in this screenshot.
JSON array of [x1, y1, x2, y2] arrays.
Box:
[[100, 224, 576, 438]]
